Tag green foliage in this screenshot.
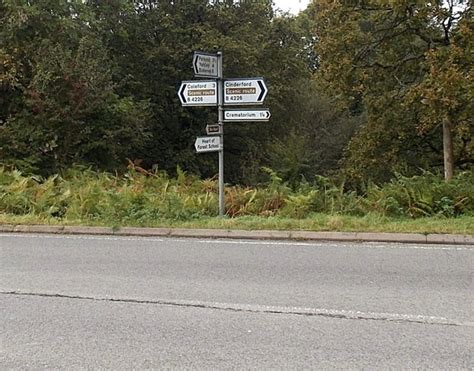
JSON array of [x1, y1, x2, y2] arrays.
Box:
[[365, 171, 474, 218], [0, 2, 152, 174], [1, 168, 472, 226], [1, 0, 333, 184], [265, 86, 361, 185], [309, 0, 473, 182], [1, 0, 472, 188]]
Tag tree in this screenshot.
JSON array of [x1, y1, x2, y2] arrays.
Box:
[[309, 0, 473, 182], [2, 0, 348, 185], [92, 0, 319, 184], [0, 1, 152, 174], [266, 81, 361, 186]]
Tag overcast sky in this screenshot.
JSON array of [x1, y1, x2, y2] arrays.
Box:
[[273, 0, 310, 14]]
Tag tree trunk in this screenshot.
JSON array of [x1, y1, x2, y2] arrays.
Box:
[[443, 116, 454, 181]]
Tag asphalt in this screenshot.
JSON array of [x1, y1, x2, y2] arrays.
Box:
[[3, 294, 471, 369], [0, 224, 473, 245], [1, 233, 472, 368]]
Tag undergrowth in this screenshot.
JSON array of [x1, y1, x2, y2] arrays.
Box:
[[0, 167, 473, 227]]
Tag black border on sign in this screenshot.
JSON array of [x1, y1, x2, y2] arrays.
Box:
[[223, 77, 268, 106], [178, 80, 218, 107], [223, 108, 271, 122]]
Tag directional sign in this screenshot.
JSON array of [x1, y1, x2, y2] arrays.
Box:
[[193, 52, 218, 78], [178, 80, 217, 106], [224, 78, 268, 105], [224, 109, 271, 122], [195, 136, 221, 153], [206, 124, 222, 135]]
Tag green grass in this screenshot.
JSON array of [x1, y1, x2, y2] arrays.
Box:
[[0, 166, 473, 235], [1, 213, 473, 235]]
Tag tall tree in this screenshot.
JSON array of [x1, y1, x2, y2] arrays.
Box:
[[1, 0, 349, 185], [309, 0, 473, 182], [0, 1, 152, 174]]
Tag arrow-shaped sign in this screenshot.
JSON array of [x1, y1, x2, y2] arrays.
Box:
[[193, 52, 219, 78], [195, 136, 221, 153], [224, 78, 268, 105], [224, 109, 271, 122], [178, 80, 217, 107]]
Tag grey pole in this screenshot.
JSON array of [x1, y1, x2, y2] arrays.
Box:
[[217, 51, 225, 217]]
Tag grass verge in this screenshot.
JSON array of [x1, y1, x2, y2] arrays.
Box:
[[1, 213, 473, 235]]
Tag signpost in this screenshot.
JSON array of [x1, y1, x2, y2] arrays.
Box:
[[193, 52, 219, 78], [224, 108, 271, 122], [178, 52, 270, 217], [224, 78, 268, 105], [195, 136, 221, 153], [178, 80, 217, 106]]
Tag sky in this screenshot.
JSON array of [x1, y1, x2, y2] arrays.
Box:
[[273, 0, 310, 14]]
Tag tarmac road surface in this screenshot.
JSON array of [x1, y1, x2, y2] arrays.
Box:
[[1, 233, 472, 368]]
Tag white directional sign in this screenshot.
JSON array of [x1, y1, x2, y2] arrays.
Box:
[[193, 52, 218, 78], [224, 109, 271, 122], [224, 78, 268, 105], [195, 136, 221, 153], [178, 80, 217, 106]]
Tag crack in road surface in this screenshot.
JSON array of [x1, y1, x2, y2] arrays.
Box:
[[2, 291, 471, 327]]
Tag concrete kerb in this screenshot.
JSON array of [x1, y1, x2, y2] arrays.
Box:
[[62, 226, 113, 235], [13, 224, 65, 234], [355, 232, 428, 244], [0, 224, 473, 245], [0, 224, 15, 233], [116, 227, 173, 237], [291, 231, 358, 241], [426, 234, 474, 245]]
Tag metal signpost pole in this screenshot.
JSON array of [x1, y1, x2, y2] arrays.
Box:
[[217, 51, 225, 217]]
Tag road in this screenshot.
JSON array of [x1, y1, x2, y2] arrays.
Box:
[[1, 233, 472, 368]]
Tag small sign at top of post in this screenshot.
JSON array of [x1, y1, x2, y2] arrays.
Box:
[[193, 51, 219, 78]]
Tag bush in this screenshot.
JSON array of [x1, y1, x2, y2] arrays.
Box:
[[0, 167, 472, 223], [365, 171, 474, 218]]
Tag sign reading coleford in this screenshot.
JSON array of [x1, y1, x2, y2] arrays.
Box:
[[224, 109, 271, 122], [195, 136, 221, 153], [178, 80, 217, 106], [193, 52, 218, 78], [224, 78, 268, 105]]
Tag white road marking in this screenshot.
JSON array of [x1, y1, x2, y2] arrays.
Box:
[[0, 233, 471, 251], [2, 290, 472, 327]]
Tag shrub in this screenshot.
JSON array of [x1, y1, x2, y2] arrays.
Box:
[[0, 167, 472, 223]]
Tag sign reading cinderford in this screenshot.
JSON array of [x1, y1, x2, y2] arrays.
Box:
[[224, 78, 268, 105]]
